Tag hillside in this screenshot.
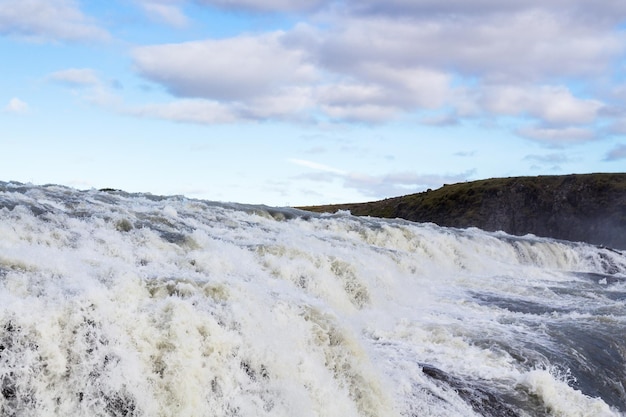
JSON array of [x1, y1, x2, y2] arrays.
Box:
[[298, 173, 626, 250]]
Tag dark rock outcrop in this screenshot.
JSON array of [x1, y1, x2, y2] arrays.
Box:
[[298, 173, 626, 250]]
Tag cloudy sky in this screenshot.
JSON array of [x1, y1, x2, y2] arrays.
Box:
[[1, 0, 625, 206]]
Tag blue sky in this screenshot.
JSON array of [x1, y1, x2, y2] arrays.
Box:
[[1, 0, 626, 206]]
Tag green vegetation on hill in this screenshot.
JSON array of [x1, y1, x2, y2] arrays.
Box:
[[298, 173, 626, 249]]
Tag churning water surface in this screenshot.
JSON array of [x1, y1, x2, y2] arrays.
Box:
[[0, 182, 625, 417]]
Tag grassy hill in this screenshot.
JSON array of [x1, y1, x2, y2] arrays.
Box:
[[298, 173, 626, 250]]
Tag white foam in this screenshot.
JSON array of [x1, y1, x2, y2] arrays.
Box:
[[520, 369, 621, 417], [0, 184, 624, 416]]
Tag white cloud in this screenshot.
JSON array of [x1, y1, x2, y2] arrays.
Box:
[[122, 89, 315, 125], [290, 157, 475, 198], [361, 65, 451, 108], [523, 153, 571, 164], [481, 85, 604, 125], [289, 158, 346, 175], [316, 82, 408, 122], [604, 144, 626, 161], [420, 112, 459, 126], [523, 152, 574, 171], [516, 125, 596, 145], [48, 68, 101, 86], [242, 87, 314, 120], [139, 1, 188, 27], [126, 99, 238, 124], [196, 0, 325, 13], [48, 65, 311, 125], [317, 83, 387, 107], [133, 32, 317, 101], [3, 97, 29, 113], [131, 32, 324, 122], [314, 11, 622, 83], [47, 68, 124, 110], [453, 151, 476, 157], [342, 170, 476, 197], [0, 0, 109, 42], [131, 27, 455, 123], [171, 0, 626, 20], [286, 9, 621, 124], [320, 103, 402, 123], [120, 0, 624, 137], [47, 68, 238, 123], [314, 64, 452, 119], [349, 0, 626, 25]]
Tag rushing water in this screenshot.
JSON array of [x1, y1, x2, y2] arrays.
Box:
[[0, 181, 625, 417]]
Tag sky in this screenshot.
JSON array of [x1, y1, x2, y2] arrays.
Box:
[[1, 0, 626, 207]]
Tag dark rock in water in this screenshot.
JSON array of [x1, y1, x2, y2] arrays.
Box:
[[299, 173, 626, 249], [103, 391, 136, 417], [420, 364, 521, 417]]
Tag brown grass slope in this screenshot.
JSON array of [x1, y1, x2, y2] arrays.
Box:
[[298, 173, 626, 249]]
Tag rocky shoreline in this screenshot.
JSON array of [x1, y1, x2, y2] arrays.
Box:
[[299, 173, 626, 250]]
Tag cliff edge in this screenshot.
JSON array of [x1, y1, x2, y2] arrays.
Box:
[[298, 173, 626, 250]]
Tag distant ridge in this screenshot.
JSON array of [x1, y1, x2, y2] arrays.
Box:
[[298, 173, 626, 250]]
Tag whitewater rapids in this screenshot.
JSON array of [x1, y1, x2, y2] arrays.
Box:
[[0, 182, 625, 416]]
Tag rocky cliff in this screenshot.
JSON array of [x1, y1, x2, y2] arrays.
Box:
[[299, 173, 626, 250]]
